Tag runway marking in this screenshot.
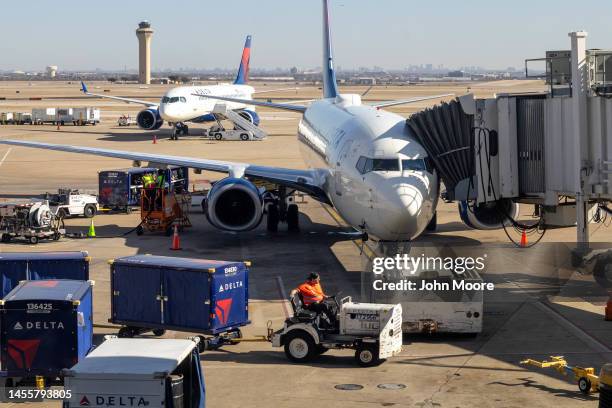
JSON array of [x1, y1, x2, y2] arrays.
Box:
[[0, 148, 11, 168]]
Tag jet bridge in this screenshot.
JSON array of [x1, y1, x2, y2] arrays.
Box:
[[407, 31, 612, 258]]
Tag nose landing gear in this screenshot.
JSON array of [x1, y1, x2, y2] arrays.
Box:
[[170, 122, 189, 140]]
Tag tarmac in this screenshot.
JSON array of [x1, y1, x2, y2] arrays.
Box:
[[0, 81, 611, 407]]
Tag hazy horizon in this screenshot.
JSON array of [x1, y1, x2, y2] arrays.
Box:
[[2, 0, 611, 72]]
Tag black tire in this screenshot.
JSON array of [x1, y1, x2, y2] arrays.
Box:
[[284, 331, 316, 363], [426, 211, 437, 232], [183, 125, 189, 135], [267, 204, 279, 232], [240, 133, 249, 141], [578, 377, 592, 394], [83, 204, 96, 218], [52, 232, 61, 241], [201, 198, 207, 214], [355, 343, 380, 367], [29, 236, 39, 245], [152, 328, 166, 337], [214, 133, 223, 140], [197, 335, 208, 353], [287, 204, 299, 232], [136, 225, 144, 236], [118, 327, 134, 338]]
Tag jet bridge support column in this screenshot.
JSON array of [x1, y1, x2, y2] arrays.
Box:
[[570, 31, 590, 257]]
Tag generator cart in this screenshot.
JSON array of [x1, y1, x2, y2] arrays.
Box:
[[136, 188, 191, 236], [271, 294, 403, 367], [0, 201, 64, 244]]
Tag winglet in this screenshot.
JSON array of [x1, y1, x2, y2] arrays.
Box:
[[80, 81, 88, 94], [234, 35, 252, 85], [322, 0, 339, 99]]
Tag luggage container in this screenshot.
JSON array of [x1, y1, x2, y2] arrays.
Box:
[[0, 251, 90, 297], [0, 280, 94, 389], [109, 255, 249, 350], [63, 337, 205, 408], [99, 166, 189, 212], [71, 107, 100, 125], [31, 108, 56, 124]]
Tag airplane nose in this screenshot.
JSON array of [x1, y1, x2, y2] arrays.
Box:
[[375, 179, 436, 240]]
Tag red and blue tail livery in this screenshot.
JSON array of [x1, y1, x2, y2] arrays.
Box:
[[234, 35, 252, 85]]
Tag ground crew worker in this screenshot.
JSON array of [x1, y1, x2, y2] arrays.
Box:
[[293, 272, 337, 327], [142, 173, 156, 188], [155, 169, 167, 189]]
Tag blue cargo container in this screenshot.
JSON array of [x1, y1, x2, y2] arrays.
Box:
[[110, 255, 249, 340], [99, 166, 189, 211], [0, 280, 93, 386], [0, 251, 90, 298]]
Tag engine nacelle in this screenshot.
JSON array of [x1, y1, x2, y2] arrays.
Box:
[[136, 108, 164, 130], [205, 178, 263, 231], [459, 199, 520, 230], [238, 109, 260, 126]]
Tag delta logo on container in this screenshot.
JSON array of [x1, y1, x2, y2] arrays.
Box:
[[217, 279, 243, 293]]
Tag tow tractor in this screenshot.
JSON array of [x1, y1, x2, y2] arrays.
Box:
[[521, 356, 606, 394], [44, 188, 98, 218], [271, 293, 403, 366]]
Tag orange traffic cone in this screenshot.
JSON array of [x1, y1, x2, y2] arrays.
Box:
[[170, 225, 181, 250], [153, 135, 157, 144], [520, 230, 528, 247]]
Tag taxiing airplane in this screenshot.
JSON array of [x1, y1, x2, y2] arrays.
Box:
[[2, 0, 456, 241], [81, 35, 286, 140]]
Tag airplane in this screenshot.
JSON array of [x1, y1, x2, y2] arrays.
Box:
[[80, 35, 290, 140], [2, 0, 483, 242]]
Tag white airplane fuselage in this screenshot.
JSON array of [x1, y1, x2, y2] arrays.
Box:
[[158, 84, 255, 123], [298, 94, 439, 241]]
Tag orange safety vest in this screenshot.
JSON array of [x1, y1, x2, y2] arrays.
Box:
[[298, 281, 325, 306]]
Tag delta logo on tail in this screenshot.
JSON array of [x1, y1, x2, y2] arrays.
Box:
[[234, 35, 252, 85]]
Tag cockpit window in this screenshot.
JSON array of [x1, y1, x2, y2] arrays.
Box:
[[162, 96, 169, 103], [401, 158, 433, 172], [356, 156, 400, 174], [169, 97, 179, 103], [179, 97, 186, 102]]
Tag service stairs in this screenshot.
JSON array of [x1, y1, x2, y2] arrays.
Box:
[[213, 104, 267, 140]]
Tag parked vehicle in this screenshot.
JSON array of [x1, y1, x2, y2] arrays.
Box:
[[45, 188, 98, 218]]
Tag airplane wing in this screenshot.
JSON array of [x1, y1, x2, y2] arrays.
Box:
[[0, 139, 330, 203], [252, 87, 299, 95], [194, 94, 307, 113], [80, 82, 158, 107], [369, 94, 454, 109]]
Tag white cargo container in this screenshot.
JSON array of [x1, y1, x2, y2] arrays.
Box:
[[72, 107, 100, 125], [31, 108, 57, 124], [31, 107, 100, 125]]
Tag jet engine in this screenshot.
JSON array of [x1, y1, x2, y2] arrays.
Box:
[[205, 178, 264, 231], [136, 108, 164, 130], [458, 199, 520, 230], [238, 110, 260, 126]]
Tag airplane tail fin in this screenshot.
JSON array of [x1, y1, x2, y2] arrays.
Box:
[[234, 35, 252, 85], [80, 81, 88, 93], [322, 0, 339, 99]]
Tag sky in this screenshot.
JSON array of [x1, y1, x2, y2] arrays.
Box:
[[2, 0, 612, 72]]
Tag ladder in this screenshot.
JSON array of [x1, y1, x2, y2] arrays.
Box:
[[213, 104, 267, 140]]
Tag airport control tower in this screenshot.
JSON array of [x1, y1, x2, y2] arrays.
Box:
[[136, 21, 153, 84]]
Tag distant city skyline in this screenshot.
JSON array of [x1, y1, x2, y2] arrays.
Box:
[[1, 0, 611, 72]]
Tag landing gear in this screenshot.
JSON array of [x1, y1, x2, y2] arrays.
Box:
[[265, 188, 300, 233], [170, 122, 188, 140]]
